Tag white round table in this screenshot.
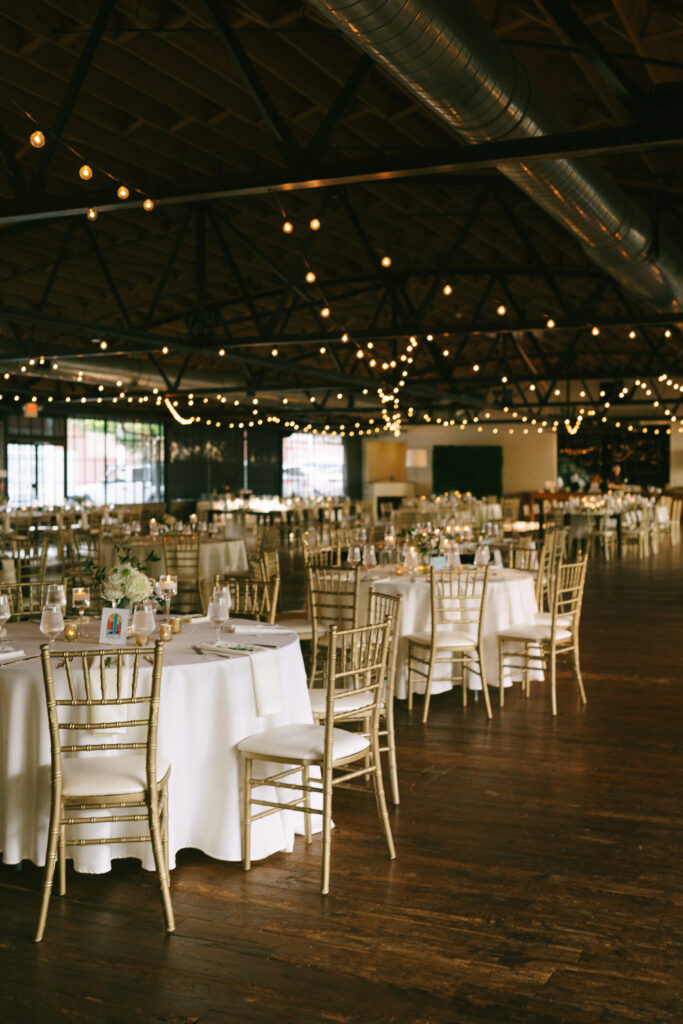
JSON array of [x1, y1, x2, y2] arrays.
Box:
[[359, 566, 540, 698], [0, 619, 313, 874]]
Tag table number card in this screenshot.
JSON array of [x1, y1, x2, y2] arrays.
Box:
[[99, 607, 130, 645]]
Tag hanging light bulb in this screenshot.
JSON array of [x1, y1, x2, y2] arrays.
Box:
[[546, 318, 555, 329], [117, 184, 129, 200], [86, 208, 98, 221], [30, 129, 45, 148], [271, 347, 278, 357], [381, 256, 392, 268], [320, 307, 330, 318], [340, 332, 349, 343], [79, 164, 93, 181], [309, 217, 321, 231], [496, 304, 507, 316], [143, 198, 155, 212], [442, 284, 453, 296], [99, 340, 108, 350], [591, 326, 600, 336], [305, 270, 316, 284], [282, 220, 293, 234]]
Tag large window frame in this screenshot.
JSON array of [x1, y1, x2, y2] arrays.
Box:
[[282, 433, 345, 498], [66, 418, 165, 505]]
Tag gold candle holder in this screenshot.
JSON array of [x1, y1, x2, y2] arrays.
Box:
[[158, 623, 173, 641], [170, 616, 182, 634], [64, 621, 79, 642]]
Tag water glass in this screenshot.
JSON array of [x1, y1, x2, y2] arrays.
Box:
[[46, 583, 66, 610], [207, 594, 229, 642], [0, 593, 11, 629], [40, 604, 64, 646], [347, 546, 361, 568], [362, 544, 377, 568], [132, 602, 156, 645]]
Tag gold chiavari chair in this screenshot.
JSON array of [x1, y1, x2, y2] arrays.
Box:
[[34, 640, 174, 941], [162, 535, 202, 613], [0, 579, 67, 620], [203, 574, 279, 624], [534, 527, 567, 611], [497, 554, 588, 716], [407, 566, 491, 722], [237, 619, 395, 895], [308, 565, 361, 686], [9, 534, 49, 583], [308, 590, 403, 806]]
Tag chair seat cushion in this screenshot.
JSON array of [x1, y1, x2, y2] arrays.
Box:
[[407, 629, 476, 649], [62, 752, 170, 798], [534, 611, 572, 628], [498, 622, 572, 643], [309, 688, 374, 716], [236, 723, 369, 762]]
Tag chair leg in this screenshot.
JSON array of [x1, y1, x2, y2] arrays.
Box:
[[58, 824, 66, 896], [147, 790, 175, 933], [407, 646, 414, 711], [573, 640, 587, 705], [241, 754, 252, 872], [321, 764, 333, 896], [421, 657, 435, 724], [498, 639, 506, 707], [34, 801, 62, 942], [371, 738, 396, 861], [550, 651, 557, 717], [477, 647, 492, 720], [302, 766, 312, 844], [384, 701, 400, 805]]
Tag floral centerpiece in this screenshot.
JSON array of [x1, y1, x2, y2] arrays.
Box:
[[80, 543, 161, 609], [400, 526, 441, 561]]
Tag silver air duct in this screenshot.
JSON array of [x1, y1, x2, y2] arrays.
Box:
[[307, 0, 683, 311]]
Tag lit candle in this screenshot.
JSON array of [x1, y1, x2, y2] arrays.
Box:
[[159, 575, 177, 595]]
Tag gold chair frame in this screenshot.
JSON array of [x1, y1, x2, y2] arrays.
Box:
[[35, 640, 174, 941], [237, 619, 394, 895], [0, 578, 67, 620], [407, 566, 491, 723], [308, 565, 361, 686]]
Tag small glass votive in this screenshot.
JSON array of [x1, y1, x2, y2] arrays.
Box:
[[158, 622, 173, 641], [170, 616, 182, 634], [64, 620, 79, 642]]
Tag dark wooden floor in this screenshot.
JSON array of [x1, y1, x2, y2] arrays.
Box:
[[2, 545, 682, 1023]]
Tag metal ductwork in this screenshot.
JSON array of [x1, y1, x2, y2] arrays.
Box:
[[307, 0, 683, 312]]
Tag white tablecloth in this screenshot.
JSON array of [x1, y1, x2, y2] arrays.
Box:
[[100, 536, 249, 579], [0, 619, 312, 873], [359, 566, 540, 697]]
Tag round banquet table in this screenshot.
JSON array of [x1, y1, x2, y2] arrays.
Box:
[[100, 535, 248, 578], [0, 618, 314, 874], [359, 565, 541, 699]]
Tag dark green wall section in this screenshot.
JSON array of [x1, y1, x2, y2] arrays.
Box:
[[432, 445, 503, 497], [166, 423, 243, 501], [247, 428, 282, 496], [344, 436, 363, 500]]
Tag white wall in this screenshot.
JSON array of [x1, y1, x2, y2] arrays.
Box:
[[364, 424, 557, 495], [670, 428, 683, 487]]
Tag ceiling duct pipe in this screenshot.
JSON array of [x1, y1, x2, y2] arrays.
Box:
[[307, 0, 683, 312]]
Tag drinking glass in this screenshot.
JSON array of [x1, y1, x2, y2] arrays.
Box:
[[158, 575, 178, 621], [362, 544, 377, 568], [46, 583, 66, 611], [347, 546, 361, 568], [0, 593, 11, 630], [40, 604, 64, 647], [207, 593, 229, 642], [132, 602, 156, 645]]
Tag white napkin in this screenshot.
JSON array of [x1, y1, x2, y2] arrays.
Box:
[[207, 640, 282, 715], [0, 646, 25, 664]]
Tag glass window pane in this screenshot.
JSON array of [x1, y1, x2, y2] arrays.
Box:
[[282, 434, 345, 498], [66, 418, 164, 504], [7, 442, 65, 506]]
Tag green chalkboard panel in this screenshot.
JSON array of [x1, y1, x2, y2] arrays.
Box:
[[432, 445, 502, 497]]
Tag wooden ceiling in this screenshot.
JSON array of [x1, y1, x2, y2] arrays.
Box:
[[0, 0, 682, 430]]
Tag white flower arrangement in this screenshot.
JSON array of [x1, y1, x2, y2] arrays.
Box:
[[102, 563, 155, 607]]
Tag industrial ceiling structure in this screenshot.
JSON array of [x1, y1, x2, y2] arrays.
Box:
[[0, 0, 682, 438]]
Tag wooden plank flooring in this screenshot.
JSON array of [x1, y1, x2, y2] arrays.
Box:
[[1, 546, 682, 1023]]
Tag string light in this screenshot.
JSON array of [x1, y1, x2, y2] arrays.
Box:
[[164, 397, 194, 425], [320, 307, 330, 318], [305, 271, 316, 284], [282, 220, 293, 234], [79, 164, 93, 181], [117, 184, 129, 200], [442, 284, 452, 296], [30, 129, 45, 148], [143, 198, 154, 212], [86, 208, 98, 221], [381, 256, 392, 268], [99, 340, 108, 350], [546, 318, 555, 329], [309, 218, 321, 231], [496, 304, 506, 316]]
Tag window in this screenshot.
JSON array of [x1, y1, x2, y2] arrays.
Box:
[[282, 434, 345, 498], [66, 419, 164, 504], [7, 442, 65, 506]]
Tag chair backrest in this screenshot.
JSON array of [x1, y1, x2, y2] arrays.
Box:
[[220, 576, 279, 623], [535, 527, 567, 610], [308, 565, 361, 633], [10, 534, 49, 582], [430, 566, 489, 644], [162, 536, 202, 613], [40, 640, 165, 789], [0, 578, 67, 620], [324, 620, 390, 737], [551, 554, 588, 634], [306, 545, 342, 568], [509, 544, 537, 572], [367, 589, 402, 703]]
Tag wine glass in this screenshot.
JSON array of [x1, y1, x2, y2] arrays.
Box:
[[0, 593, 11, 633], [362, 544, 377, 568], [40, 604, 64, 647], [207, 593, 229, 643], [347, 546, 361, 568], [158, 575, 178, 622], [46, 583, 66, 611], [132, 602, 156, 646]]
